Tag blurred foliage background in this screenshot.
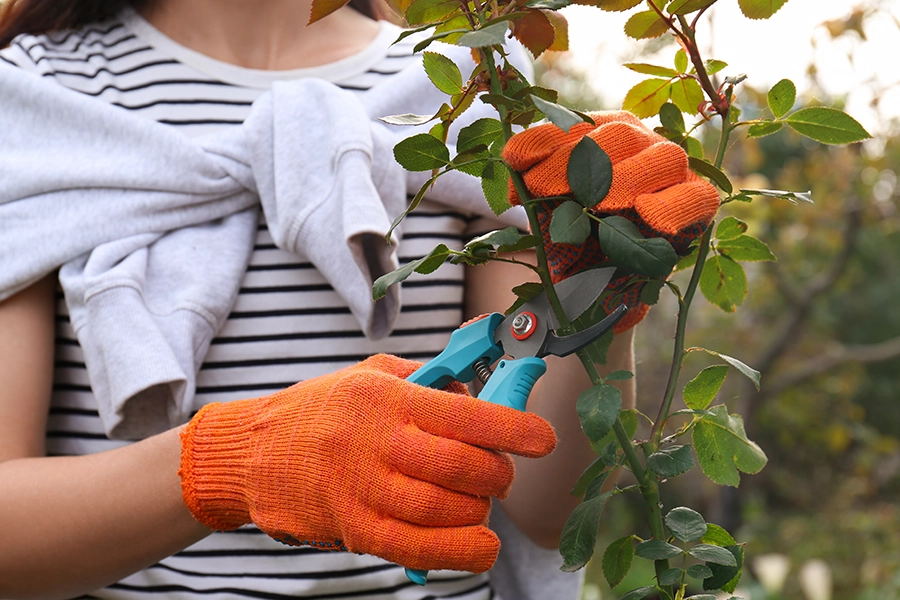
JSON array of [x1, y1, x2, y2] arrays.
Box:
[[534, 2, 900, 599]]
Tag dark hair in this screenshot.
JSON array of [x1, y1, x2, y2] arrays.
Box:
[[0, 0, 383, 49]]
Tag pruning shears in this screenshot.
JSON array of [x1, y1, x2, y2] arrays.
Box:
[[404, 266, 627, 585]]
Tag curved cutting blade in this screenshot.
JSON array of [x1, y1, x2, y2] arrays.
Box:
[[495, 267, 620, 359]]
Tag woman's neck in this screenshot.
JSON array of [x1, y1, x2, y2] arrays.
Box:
[[139, 0, 381, 70]]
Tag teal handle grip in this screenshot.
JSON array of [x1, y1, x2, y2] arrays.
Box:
[[406, 313, 504, 390], [404, 341, 547, 585], [476, 357, 546, 411]]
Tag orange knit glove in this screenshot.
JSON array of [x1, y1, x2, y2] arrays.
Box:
[[503, 111, 720, 332], [179, 354, 556, 573]]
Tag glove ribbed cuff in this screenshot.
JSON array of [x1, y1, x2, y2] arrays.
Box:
[[179, 401, 256, 531]]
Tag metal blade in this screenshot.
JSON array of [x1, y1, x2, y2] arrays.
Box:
[[494, 267, 619, 360], [539, 304, 628, 358], [547, 267, 618, 329]]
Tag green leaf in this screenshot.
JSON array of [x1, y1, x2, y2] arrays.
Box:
[[659, 102, 686, 134], [717, 235, 776, 262], [688, 157, 732, 193], [685, 595, 719, 600], [674, 246, 699, 272], [623, 78, 671, 118], [738, 0, 787, 19], [699, 254, 746, 312], [674, 49, 688, 73], [590, 408, 639, 454], [559, 492, 611, 571], [689, 543, 737, 566], [598, 216, 678, 278], [526, 0, 574, 8], [640, 279, 664, 306], [413, 27, 472, 53], [692, 405, 768, 487], [577, 383, 623, 443], [767, 78, 796, 118], [623, 62, 679, 77], [692, 348, 760, 390], [747, 120, 784, 138], [602, 536, 635, 589], [457, 21, 509, 47], [606, 370, 634, 381], [568, 137, 613, 208], [506, 282, 544, 314], [624, 10, 668, 39], [687, 564, 714, 579], [450, 149, 490, 177], [714, 216, 747, 241], [465, 227, 538, 256], [393, 133, 450, 171], [481, 146, 511, 216], [599, 439, 619, 467], [530, 94, 587, 133], [373, 244, 450, 300], [703, 545, 744, 592], [648, 444, 695, 478], [572, 458, 610, 498], [739, 187, 812, 204], [620, 587, 656, 600], [659, 568, 684, 586], [784, 107, 872, 144], [683, 135, 705, 158], [668, 0, 717, 14], [665, 507, 708, 542], [405, 0, 460, 24], [423, 51, 463, 95], [670, 77, 705, 115], [701, 523, 736, 547], [704, 59, 728, 75], [635, 539, 683, 560], [379, 113, 437, 126], [457, 118, 504, 153], [550, 201, 590, 245], [683, 365, 729, 410]]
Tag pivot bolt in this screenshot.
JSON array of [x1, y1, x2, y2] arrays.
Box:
[[510, 311, 538, 340]]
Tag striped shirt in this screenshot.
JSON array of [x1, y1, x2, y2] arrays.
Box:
[[1, 11, 509, 599]]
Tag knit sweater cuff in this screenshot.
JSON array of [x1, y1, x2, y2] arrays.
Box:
[[179, 401, 255, 531]]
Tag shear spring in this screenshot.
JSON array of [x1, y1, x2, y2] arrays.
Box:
[[473, 358, 493, 385]]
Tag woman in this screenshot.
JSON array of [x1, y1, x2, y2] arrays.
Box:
[[0, 0, 637, 598]]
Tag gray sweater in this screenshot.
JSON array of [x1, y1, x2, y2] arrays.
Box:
[[0, 44, 526, 439]]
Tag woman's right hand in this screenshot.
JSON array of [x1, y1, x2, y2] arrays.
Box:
[[179, 353, 557, 573]]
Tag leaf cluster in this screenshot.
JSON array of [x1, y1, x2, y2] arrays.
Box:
[[598, 507, 746, 599]]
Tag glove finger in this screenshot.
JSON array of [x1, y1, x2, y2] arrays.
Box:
[[587, 120, 662, 164], [348, 513, 500, 573], [586, 110, 645, 129], [502, 120, 596, 171], [390, 424, 515, 498], [357, 353, 424, 379], [598, 141, 690, 213], [370, 471, 491, 527], [633, 174, 720, 237], [407, 390, 557, 459]]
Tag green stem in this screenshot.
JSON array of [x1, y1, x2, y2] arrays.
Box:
[[484, 43, 653, 497], [484, 40, 670, 581], [650, 106, 733, 449]]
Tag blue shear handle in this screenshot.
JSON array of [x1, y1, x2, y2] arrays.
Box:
[[405, 355, 547, 586], [476, 357, 546, 411]]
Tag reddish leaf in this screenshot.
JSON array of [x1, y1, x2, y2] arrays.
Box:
[[512, 9, 556, 58], [544, 10, 569, 52], [309, 0, 352, 23]]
